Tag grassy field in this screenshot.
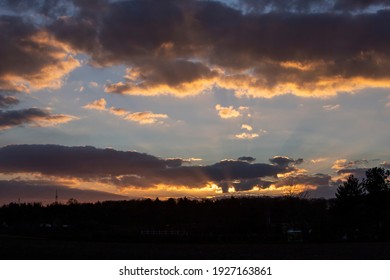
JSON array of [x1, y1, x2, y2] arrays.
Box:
[[1, 235, 390, 259]]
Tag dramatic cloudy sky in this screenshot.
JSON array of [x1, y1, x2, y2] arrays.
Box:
[[0, 0, 389, 204]]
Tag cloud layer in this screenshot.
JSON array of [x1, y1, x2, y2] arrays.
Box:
[[2, 145, 386, 198], [0, 94, 19, 108], [0, 108, 76, 130], [237, 0, 390, 12], [0, 180, 127, 205], [49, 0, 390, 97], [0, 144, 304, 193], [1, 0, 389, 97], [0, 16, 79, 92], [84, 98, 168, 124]]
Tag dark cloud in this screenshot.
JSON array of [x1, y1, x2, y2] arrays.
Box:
[[219, 178, 274, 193], [0, 145, 296, 191], [238, 0, 328, 13], [269, 156, 303, 167], [1, 1, 390, 96], [0, 15, 79, 92], [105, 59, 219, 96], [0, 16, 39, 77], [238, 0, 390, 12], [332, 158, 383, 180], [238, 156, 256, 162], [196, 7, 390, 67], [352, 159, 370, 165], [196, 160, 284, 185], [165, 158, 184, 168], [100, 158, 294, 190], [0, 108, 75, 130], [272, 172, 334, 198], [0, 180, 127, 205], [0, 144, 168, 177], [275, 173, 331, 187], [333, 0, 390, 11], [0, 94, 19, 108], [0, 0, 74, 18], [0, 145, 339, 195], [48, 11, 99, 55], [42, 0, 390, 97], [105, 160, 289, 191], [333, 158, 379, 170], [337, 168, 369, 179]]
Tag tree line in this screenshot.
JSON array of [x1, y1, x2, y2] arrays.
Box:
[[0, 167, 389, 243], [334, 167, 390, 241]]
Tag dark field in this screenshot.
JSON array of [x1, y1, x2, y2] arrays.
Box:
[[1, 235, 390, 259], [2, 192, 390, 260]]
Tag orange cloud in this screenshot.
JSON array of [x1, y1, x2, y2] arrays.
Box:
[[105, 78, 217, 97], [108, 107, 129, 116], [310, 158, 328, 164], [23, 55, 80, 90], [105, 62, 219, 97], [235, 132, 259, 140], [0, 108, 77, 130], [83, 98, 107, 110], [280, 60, 323, 71], [276, 184, 317, 197], [83, 99, 168, 125], [124, 111, 168, 124], [241, 124, 253, 131], [20, 1, 390, 99], [115, 181, 319, 199], [105, 59, 390, 99], [235, 129, 266, 140], [117, 182, 223, 199], [215, 64, 390, 98], [32, 114, 78, 127], [0, 31, 80, 92], [332, 159, 348, 170], [215, 104, 241, 119], [0, 144, 318, 197]]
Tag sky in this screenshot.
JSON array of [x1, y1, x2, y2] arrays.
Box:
[[0, 0, 389, 204]]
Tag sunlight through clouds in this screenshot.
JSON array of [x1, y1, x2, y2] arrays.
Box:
[[0, 0, 389, 202]]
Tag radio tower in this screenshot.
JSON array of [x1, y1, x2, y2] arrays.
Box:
[[55, 190, 58, 204]]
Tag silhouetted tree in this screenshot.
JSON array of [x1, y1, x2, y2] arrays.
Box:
[[67, 198, 79, 205], [4, 179, 390, 244], [361, 167, 390, 237], [336, 175, 365, 202], [362, 167, 390, 195], [335, 175, 366, 240]]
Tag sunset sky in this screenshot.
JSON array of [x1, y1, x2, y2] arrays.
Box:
[[0, 0, 389, 204]]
